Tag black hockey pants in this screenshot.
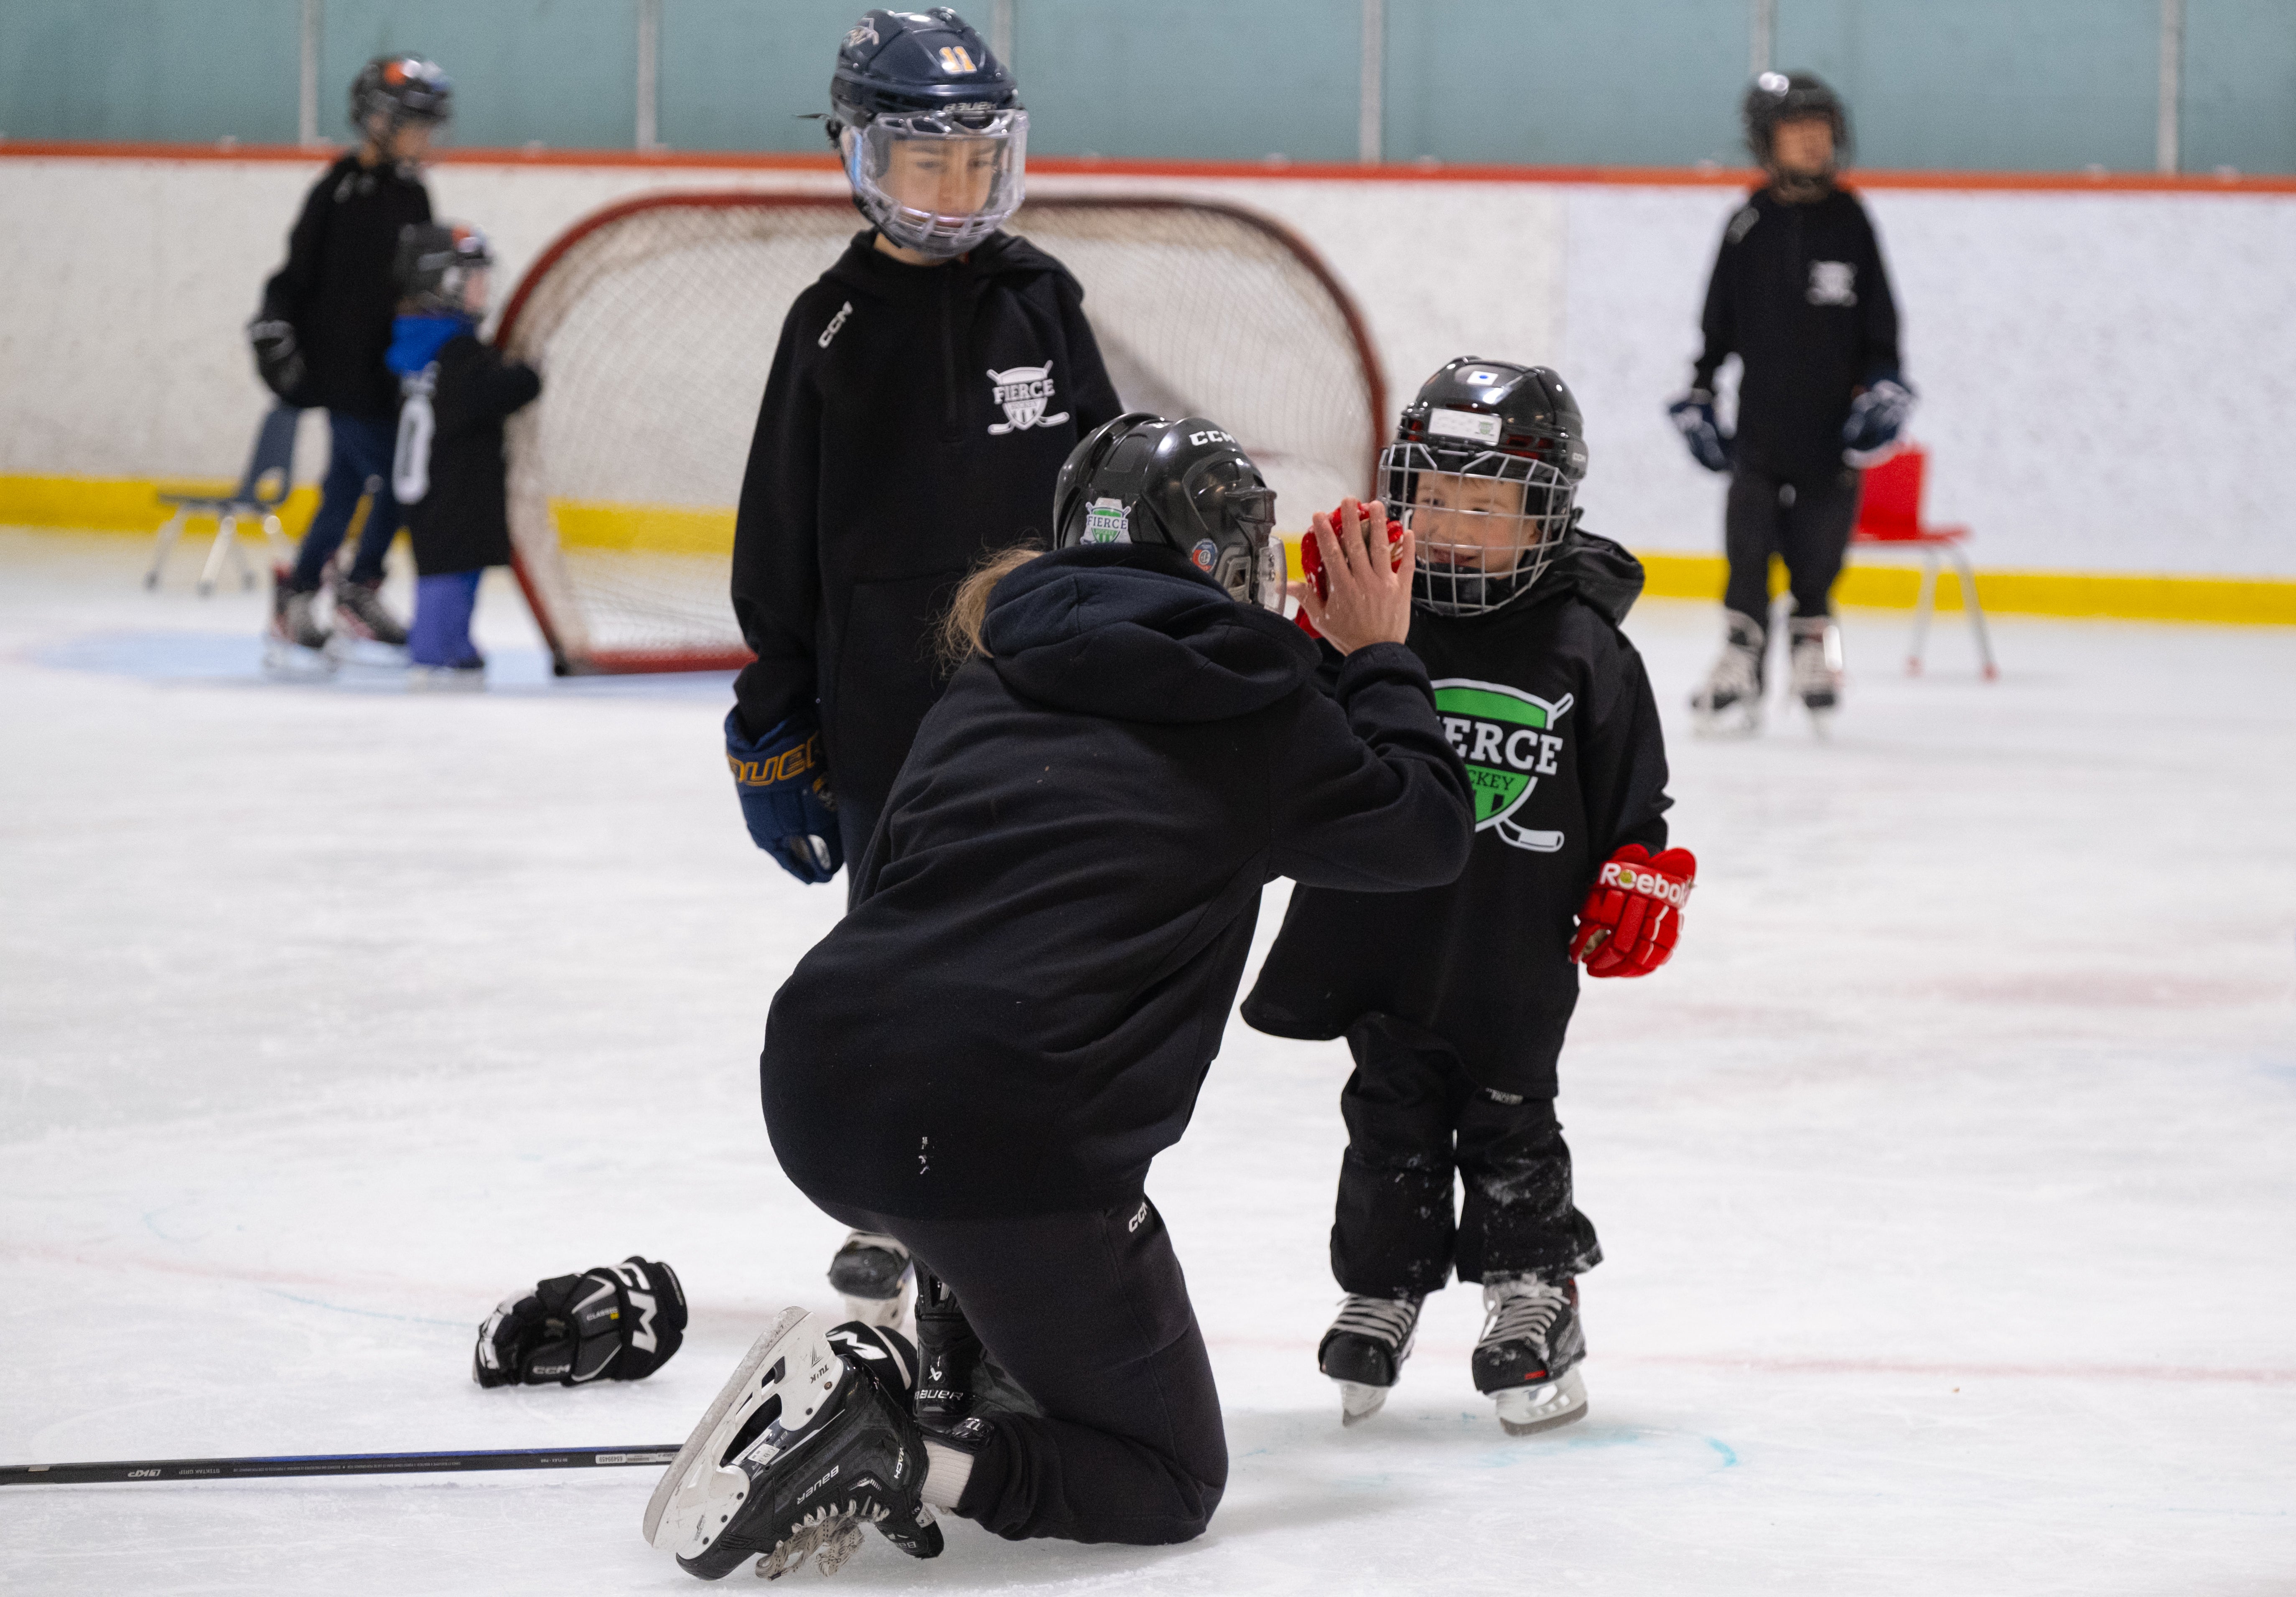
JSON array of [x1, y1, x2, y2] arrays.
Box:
[[820, 1193, 1225, 1546], [1722, 464, 1863, 623], [1333, 1020, 1600, 1299]]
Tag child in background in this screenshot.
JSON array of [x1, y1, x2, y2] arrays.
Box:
[[385, 223, 541, 689], [1245, 359, 1695, 1437]]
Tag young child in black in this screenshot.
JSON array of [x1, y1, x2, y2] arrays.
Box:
[[1245, 359, 1697, 1436], [384, 223, 541, 689]]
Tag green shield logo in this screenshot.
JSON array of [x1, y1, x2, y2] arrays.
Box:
[[1431, 678, 1573, 849]]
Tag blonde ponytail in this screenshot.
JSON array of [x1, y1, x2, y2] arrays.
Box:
[[938, 542, 1043, 669]]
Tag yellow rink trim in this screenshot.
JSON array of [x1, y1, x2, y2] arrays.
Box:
[[7, 474, 2295, 626]]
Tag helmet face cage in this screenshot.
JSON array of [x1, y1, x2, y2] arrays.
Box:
[[841, 107, 1026, 258], [1176, 456, 1280, 611], [1382, 441, 1577, 616]]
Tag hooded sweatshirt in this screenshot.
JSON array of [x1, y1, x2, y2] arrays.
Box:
[[385, 313, 542, 576], [761, 542, 1474, 1218], [260, 153, 434, 418], [1243, 529, 1672, 1099], [728, 229, 1125, 868]]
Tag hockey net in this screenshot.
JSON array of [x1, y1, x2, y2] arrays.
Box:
[[494, 193, 1383, 674]]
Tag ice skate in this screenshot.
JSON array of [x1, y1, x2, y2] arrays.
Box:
[[913, 1267, 1039, 1428], [263, 569, 337, 679], [644, 1309, 940, 1581], [328, 575, 410, 666], [1689, 609, 1765, 737], [827, 1231, 913, 1327], [1473, 1276, 1588, 1436], [1318, 1294, 1422, 1427], [1789, 615, 1844, 735]]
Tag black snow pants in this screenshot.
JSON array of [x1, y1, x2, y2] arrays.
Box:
[[1722, 463, 1863, 623], [1332, 1020, 1601, 1299], [820, 1191, 1225, 1546]]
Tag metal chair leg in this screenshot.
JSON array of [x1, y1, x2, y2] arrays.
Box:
[[146, 509, 186, 590], [198, 514, 238, 596], [1947, 544, 1999, 680], [1907, 551, 1939, 675], [260, 513, 293, 568]]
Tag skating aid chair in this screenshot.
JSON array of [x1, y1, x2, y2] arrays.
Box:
[[147, 405, 301, 594], [1848, 445, 1997, 679]]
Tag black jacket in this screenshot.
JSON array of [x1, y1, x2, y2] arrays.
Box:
[[404, 335, 542, 577], [261, 154, 433, 418], [729, 230, 1125, 863], [761, 543, 1475, 1218], [1693, 185, 1902, 480], [1243, 531, 1672, 1099]]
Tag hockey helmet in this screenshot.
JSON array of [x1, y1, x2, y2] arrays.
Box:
[[1381, 360, 1587, 616], [1054, 412, 1284, 611], [395, 222, 493, 317], [351, 55, 454, 140], [830, 9, 1025, 258], [1743, 70, 1850, 170]]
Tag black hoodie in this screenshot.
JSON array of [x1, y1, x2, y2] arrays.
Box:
[[260, 153, 434, 419], [1243, 530, 1672, 1099], [761, 543, 1474, 1218], [728, 230, 1125, 866]]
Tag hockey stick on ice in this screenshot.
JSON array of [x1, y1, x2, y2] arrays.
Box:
[[0, 1443, 680, 1487]]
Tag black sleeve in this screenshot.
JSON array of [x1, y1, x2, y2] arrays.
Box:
[[1266, 641, 1474, 891], [1855, 201, 1904, 385], [1580, 634, 1672, 866], [728, 307, 824, 741], [260, 169, 333, 325], [433, 351, 541, 434], [1690, 214, 1742, 392], [1054, 273, 1125, 432]]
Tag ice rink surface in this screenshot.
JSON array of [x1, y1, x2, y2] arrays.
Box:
[[3, 531, 2292, 1595]]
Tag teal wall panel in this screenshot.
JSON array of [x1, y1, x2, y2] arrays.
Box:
[[1775, 0, 2159, 171], [0, 0, 301, 144], [658, 0, 856, 154], [2182, 0, 2296, 175], [322, 0, 637, 151], [1011, 0, 1359, 161], [1383, 0, 1750, 167]]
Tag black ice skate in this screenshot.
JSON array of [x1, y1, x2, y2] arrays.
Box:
[[1689, 608, 1765, 737], [264, 567, 337, 679], [644, 1310, 941, 1581], [827, 1231, 913, 1327], [1472, 1275, 1588, 1436], [328, 574, 410, 666], [913, 1266, 1039, 1429], [1788, 615, 1844, 733], [1318, 1294, 1423, 1427]]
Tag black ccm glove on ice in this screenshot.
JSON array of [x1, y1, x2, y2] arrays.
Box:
[[473, 1256, 688, 1388]]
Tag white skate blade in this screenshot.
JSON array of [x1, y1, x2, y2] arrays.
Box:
[[1336, 1380, 1390, 1427], [406, 666, 485, 693], [262, 638, 337, 680], [325, 634, 409, 669], [642, 1307, 837, 1557], [840, 1292, 908, 1329], [1690, 701, 1762, 739], [1493, 1367, 1588, 1436]]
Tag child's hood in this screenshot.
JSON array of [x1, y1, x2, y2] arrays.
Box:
[[1546, 522, 1646, 627]]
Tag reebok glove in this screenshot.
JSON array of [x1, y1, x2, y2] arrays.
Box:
[[1568, 843, 1697, 978]]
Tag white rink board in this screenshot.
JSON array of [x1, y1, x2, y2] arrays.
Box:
[[3, 533, 2293, 1594], [4, 155, 2294, 576]]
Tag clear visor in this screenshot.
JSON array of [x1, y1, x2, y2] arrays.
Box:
[[844, 108, 1027, 259], [1190, 468, 1282, 610], [1380, 442, 1576, 616]]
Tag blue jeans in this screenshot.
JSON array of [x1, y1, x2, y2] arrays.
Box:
[[408, 571, 483, 667], [289, 412, 402, 591]]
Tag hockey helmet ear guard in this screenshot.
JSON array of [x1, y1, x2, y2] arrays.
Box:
[[1743, 70, 1850, 173], [1054, 413, 1284, 611], [830, 9, 1025, 258], [1382, 359, 1588, 617], [395, 223, 494, 317], [351, 55, 453, 140]]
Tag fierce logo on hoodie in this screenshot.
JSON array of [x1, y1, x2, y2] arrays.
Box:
[[987, 362, 1070, 435]]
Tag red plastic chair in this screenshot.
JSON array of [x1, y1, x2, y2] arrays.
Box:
[[1851, 446, 1998, 679]]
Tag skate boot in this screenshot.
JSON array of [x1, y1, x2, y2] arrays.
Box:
[[329, 575, 410, 665], [912, 1267, 1039, 1429], [828, 1232, 913, 1327], [644, 1310, 941, 1582], [1473, 1275, 1588, 1436], [1789, 615, 1845, 733], [1689, 609, 1766, 737], [1318, 1294, 1423, 1427], [263, 568, 337, 679]]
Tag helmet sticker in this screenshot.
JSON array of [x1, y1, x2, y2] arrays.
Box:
[[1462, 369, 1501, 385], [1428, 407, 1502, 445], [1190, 539, 1218, 572], [1083, 497, 1131, 544]]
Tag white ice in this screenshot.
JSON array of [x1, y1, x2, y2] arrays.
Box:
[[3, 531, 2292, 1594]]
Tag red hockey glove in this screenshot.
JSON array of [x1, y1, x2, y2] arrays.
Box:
[[1568, 844, 1697, 978], [1295, 498, 1405, 640]]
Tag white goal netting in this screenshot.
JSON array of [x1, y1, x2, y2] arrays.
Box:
[[496, 193, 1382, 673]]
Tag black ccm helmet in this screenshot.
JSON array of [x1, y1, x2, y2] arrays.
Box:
[[395, 222, 492, 315], [1743, 70, 1850, 168], [351, 55, 453, 141], [1054, 413, 1284, 610], [830, 9, 1025, 257], [1381, 359, 1588, 617]]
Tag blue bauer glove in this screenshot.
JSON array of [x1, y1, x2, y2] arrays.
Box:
[[1667, 388, 1734, 473], [1843, 376, 1917, 467], [724, 709, 842, 885]]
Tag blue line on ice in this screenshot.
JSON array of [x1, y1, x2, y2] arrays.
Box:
[[263, 1287, 468, 1329]]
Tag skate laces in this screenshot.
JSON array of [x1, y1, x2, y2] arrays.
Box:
[[1480, 1278, 1570, 1355], [757, 1498, 885, 1580], [1331, 1294, 1421, 1352]]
